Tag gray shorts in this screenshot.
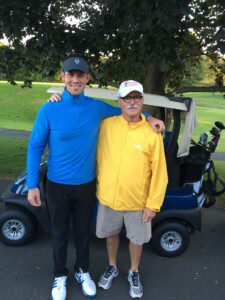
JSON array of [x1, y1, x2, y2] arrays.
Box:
[[96, 203, 152, 245]]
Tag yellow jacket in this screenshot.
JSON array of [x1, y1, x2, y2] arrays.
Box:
[[96, 114, 168, 212]]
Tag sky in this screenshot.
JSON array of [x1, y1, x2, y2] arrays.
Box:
[[0, 15, 79, 46], [0, 36, 9, 45]]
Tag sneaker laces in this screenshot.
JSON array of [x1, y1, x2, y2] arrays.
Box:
[[79, 268, 92, 283], [53, 276, 67, 289], [131, 271, 140, 287], [104, 266, 117, 279]]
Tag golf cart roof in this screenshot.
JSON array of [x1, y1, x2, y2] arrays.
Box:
[[47, 86, 197, 158], [47, 86, 190, 111]]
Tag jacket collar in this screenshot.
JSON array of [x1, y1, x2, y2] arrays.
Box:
[[61, 87, 86, 105], [120, 113, 146, 127]]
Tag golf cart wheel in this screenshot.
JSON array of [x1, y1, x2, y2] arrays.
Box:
[[0, 209, 36, 246], [152, 221, 190, 257]]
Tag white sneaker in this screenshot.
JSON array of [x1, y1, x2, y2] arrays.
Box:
[[75, 268, 96, 298], [52, 276, 67, 300]]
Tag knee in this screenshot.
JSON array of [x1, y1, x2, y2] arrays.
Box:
[[107, 234, 119, 243]]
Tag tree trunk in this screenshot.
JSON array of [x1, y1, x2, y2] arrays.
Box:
[[144, 64, 167, 94], [143, 64, 167, 118]]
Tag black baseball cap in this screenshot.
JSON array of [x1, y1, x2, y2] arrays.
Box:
[[62, 56, 89, 73]]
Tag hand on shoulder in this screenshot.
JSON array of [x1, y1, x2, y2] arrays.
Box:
[[47, 93, 62, 102], [147, 116, 165, 133]]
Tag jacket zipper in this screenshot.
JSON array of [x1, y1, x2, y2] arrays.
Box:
[[113, 121, 130, 208]]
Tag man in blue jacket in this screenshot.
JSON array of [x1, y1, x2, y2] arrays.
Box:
[[27, 56, 164, 300]]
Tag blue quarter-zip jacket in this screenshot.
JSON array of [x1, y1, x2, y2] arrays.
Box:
[[27, 88, 150, 189]]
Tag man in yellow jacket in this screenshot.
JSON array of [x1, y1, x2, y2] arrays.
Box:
[[96, 80, 168, 299]]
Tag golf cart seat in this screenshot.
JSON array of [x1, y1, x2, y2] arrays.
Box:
[[162, 188, 198, 210]]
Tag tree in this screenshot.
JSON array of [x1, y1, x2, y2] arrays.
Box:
[[0, 1, 87, 84], [80, 0, 225, 94], [0, 0, 224, 95]]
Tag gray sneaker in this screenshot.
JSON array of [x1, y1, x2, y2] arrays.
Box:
[[127, 270, 143, 299], [98, 265, 119, 289]]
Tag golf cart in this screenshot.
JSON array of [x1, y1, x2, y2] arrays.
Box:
[[0, 87, 224, 257]]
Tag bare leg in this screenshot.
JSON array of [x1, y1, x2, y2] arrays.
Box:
[[106, 234, 120, 266], [129, 241, 142, 271]]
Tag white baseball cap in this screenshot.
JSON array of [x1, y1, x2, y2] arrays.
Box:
[[118, 80, 144, 98]]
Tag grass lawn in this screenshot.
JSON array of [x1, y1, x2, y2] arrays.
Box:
[[0, 82, 225, 152], [0, 81, 224, 150], [213, 161, 225, 209], [184, 92, 225, 153], [0, 136, 28, 179], [0, 82, 224, 150], [0, 81, 116, 131], [0, 81, 64, 131], [0, 136, 224, 208]]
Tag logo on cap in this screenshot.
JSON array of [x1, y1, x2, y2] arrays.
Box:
[[75, 59, 80, 64], [124, 81, 139, 87]]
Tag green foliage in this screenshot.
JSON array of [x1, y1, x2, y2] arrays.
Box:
[[0, 0, 88, 84], [213, 60, 225, 87], [82, 0, 194, 90], [190, 0, 225, 55], [13, 64, 61, 83], [166, 55, 217, 91], [215, 74, 224, 87], [167, 56, 203, 91], [0, 0, 224, 93]]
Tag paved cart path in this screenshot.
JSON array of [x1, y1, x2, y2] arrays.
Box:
[[0, 180, 225, 300], [1, 128, 225, 161], [0, 129, 30, 139]]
